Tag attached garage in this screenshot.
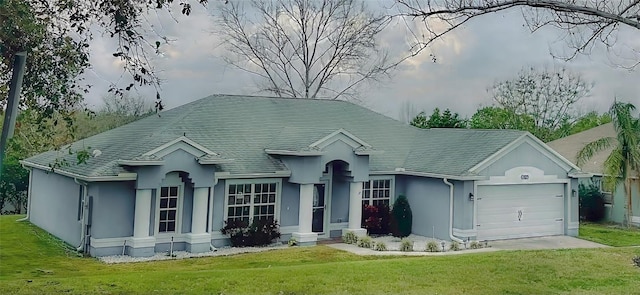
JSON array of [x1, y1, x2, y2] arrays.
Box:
[[476, 183, 565, 240]]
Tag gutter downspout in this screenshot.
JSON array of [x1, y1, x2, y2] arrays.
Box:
[[74, 178, 88, 252], [16, 168, 32, 222], [443, 178, 464, 243]]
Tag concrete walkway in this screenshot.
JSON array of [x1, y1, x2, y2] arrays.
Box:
[[327, 236, 608, 256], [489, 236, 609, 251]]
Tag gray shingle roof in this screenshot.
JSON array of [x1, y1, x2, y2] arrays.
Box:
[[24, 95, 526, 178]]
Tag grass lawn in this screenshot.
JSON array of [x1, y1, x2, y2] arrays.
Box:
[[579, 222, 640, 247], [1, 215, 639, 294]]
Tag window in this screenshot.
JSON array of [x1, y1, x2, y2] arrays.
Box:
[[227, 181, 278, 222], [362, 179, 392, 207], [158, 186, 179, 233]]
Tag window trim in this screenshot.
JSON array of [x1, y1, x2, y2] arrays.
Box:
[[361, 176, 395, 207], [223, 178, 282, 223], [154, 173, 184, 236]]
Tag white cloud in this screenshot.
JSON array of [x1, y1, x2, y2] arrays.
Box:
[[80, 2, 639, 120]]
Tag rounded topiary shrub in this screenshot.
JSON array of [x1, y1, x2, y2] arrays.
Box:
[[342, 231, 358, 244], [579, 182, 605, 222], [426, 241, 439, 252], [374, 241, 387, 251], [357, 236, 374, 248], [400, 238, 413, 252], [391, 195, 412, 238]]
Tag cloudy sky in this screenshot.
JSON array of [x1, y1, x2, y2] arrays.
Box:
[[83, 1, 640, 121]]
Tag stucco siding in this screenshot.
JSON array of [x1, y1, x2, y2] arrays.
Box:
[[29, 169, 82, 246], [452, 180, 474, 230], [281, 157, 322, 184], [394, 175, 407, 199], [480, 142, 567, 178], [211, 179, 225, 232], [135, 149, 216, 189], [404, 176, 450, 240], [90, 181, 136, 239], [319, 139, 370, 183], [181, 181, 194, 233], [281, 180, 300, 227], [331, 178, 349, 223]]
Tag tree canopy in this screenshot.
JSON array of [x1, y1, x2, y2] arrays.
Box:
[[410, 108, 467, 129]]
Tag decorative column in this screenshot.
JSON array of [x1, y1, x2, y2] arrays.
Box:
[[130, 189, 155, 256], [343, 182, 367, 237], [187, 187, 212, 253], [293, 183, 318, 245], [133, 189, 152, 238]]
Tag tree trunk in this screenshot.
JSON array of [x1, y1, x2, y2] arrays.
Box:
[[625, 175, 632, 228]]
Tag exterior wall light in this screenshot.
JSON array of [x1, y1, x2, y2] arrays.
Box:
[[572, 189, 577, 198], [469, 192, 474, 201]]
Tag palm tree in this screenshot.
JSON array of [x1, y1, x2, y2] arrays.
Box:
[[577, 101, 640, 227]]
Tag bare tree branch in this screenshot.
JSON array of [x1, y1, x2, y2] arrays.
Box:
[[216, 0, 414, 99], [396, 0, 640, 69]]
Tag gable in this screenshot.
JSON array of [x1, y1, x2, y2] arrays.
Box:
[[143, 136, 217, 158], [309, 129, 372, 150], [471, 134, 578, 178]]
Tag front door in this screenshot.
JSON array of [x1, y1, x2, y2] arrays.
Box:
[[312, 183, 328, 235]]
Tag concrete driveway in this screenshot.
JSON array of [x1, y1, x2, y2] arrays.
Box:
[[488, 236, 608, 250]]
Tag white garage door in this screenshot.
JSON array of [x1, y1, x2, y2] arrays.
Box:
[[476, 184, 565, 240]]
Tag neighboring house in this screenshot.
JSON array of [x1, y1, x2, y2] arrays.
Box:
[[548, 123, 640, 226], [21, 95, 585, 257]]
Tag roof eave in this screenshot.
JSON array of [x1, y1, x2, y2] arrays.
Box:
[[370, 170, 486, 181], [264, 149, 324, 156], [198, 159, 235, 165], [20, 160, 138, 182], [117, 159, 165, 166]]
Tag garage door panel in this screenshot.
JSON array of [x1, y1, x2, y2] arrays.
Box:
[[477, 184, 565, 240], [479, 205, 563, 217]]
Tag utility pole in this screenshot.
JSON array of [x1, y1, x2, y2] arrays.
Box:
[[0, 52, 27, 180]]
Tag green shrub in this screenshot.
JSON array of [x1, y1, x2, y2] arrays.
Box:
[[288, 237, 298, 247], [391, 195, 412, 238], [357, 236, 374, 248], [579, 181, 605, 222], [342, 231, 358, 244], [449, 241, 461, 251], [469, 241, 482, 249], [221, 219, 281, 247], [400, 238, 413, 252], [426, 241, 439, 252], [374, 241, 387, 251]]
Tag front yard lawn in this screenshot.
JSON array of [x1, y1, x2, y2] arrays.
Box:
[[579, 222, 640, 247], [1, 215, 639, 294]]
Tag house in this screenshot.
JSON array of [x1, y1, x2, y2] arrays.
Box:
[[548, 123, 640, 225], [21, 95, 585, 257]]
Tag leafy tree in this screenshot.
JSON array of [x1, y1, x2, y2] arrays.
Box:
[[397, 1, 640, 69], [555, 111, 612, 139], [469, 106, 535, 130], [1, 0, 210, 125], [577, 101, 640, 227], [411, 108, 467, 129], [0, 101, 151, 214], [391, 195, 412, 238], [217, 0, 406, 99]]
